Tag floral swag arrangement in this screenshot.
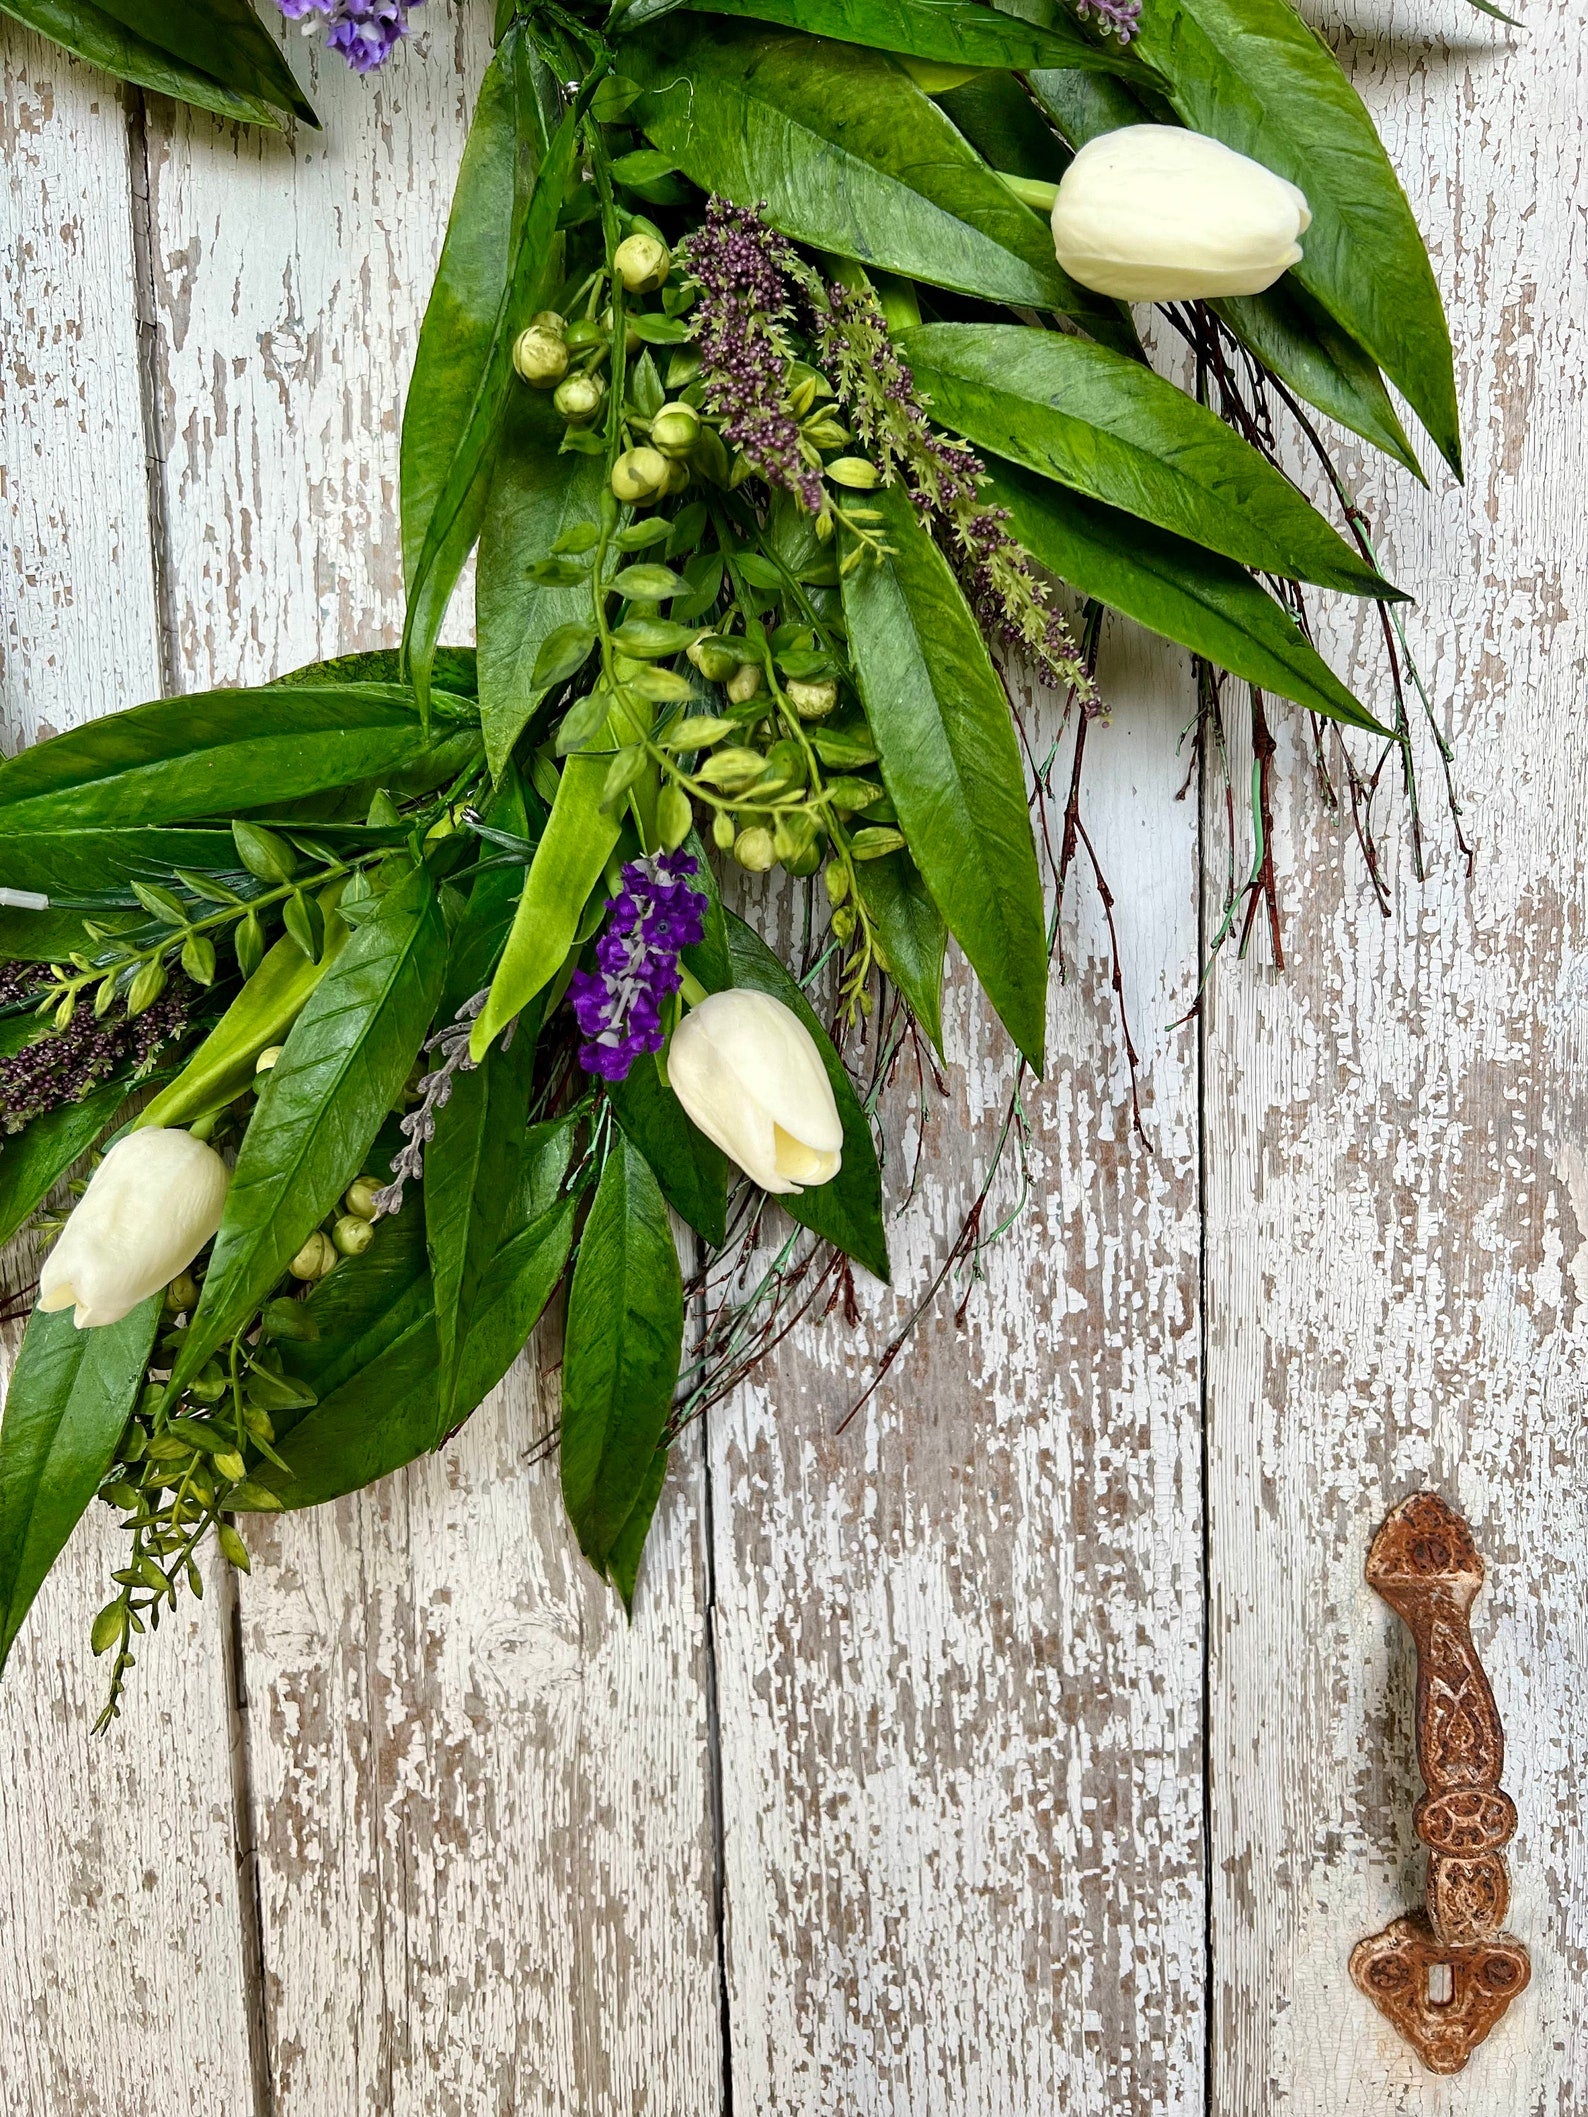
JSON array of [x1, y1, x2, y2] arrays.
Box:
[[0, 0, 1472, 1716]]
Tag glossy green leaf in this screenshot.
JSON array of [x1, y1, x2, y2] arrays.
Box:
[[135, 894, 352, 1133], [89, 0, 316, 122], [606, 1442, 670, 1616], [623, 19, 1138, 355], [987, 464, 1388, 734], [0, 827, 245, 901], [472, 752, 620, 1058], [0, 684, 456, 833], [720, 914, 890, 1281], [841, 481, 1046, 1072], [0, 1078, 131, 1251], [855, 850, 948, 1052], [1128, 0, 1460, 475], [402, 30, 571, 720], [561, 1134, 683, 1573], [682, 0, 1156, 80], [170, 863, 446, 1391], [477, 391, 607, 776], [609, 1053, 729, 1246], [452, 1119, 580, 1411], [0, 1295, 160, 1675], [275, 646, 479, 698], [0, 903, 143, 964], [897, 322, 1400, 599], [0, 0, 286, 126]]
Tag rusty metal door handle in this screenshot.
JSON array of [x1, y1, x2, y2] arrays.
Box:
[[1349, 1493, 1530, 2074]]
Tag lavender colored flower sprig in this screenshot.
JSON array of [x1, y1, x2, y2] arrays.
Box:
[[570, 855, 708, 1085], [274, 0, 423, 74], [678, 201, 827, 516], [372, 989, 489, 1220], [1075, 0, 1142, 40]]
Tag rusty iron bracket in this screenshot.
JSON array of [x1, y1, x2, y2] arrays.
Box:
[[1349, 1493, 1530, 2074]]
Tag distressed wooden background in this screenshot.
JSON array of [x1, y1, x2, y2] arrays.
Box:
[[0, 3, 1582, 2111]]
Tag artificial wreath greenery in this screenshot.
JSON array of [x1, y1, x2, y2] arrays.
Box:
[[0, 0, 1474, 1716]]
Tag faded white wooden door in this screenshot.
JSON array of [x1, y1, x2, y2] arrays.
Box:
[[0, 5, 1583, 2112]]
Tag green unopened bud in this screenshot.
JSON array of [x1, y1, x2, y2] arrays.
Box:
[[657, 784, 693, 851], [344, 1177, 382, 1221], [333, 1213, 374, 1258], [613, 232, 670, 294], [255, 1045, 283, 1074], [554, 371, 606, 423], [512, 326, 568, 387], [529, 309, 566, 337], [164, 1271, 200, 1315], [611, 446, 669, 504], [712, 810, 737, 850], [734, 826, 776, 873], [726, 661, 763, 705], [786, 678, 838, 720], [289, 1231, 337, 1281], [831, 904, 857, 942], [651, 402, 701, 457], [214, 1450, 248, 1483], [565, 317, 605, 355], [687, 637, 741, 684], [662, 456, 691, 496]]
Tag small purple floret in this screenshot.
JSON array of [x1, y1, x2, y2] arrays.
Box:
[[570, 854, 709, 1084], [273, 0, 423, 73]]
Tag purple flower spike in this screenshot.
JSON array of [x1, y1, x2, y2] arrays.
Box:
[[570, 854, 709, 1084], [273, 0, 423, 73]]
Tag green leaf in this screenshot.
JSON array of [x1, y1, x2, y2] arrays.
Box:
[[472, 751, 621, 1058], [134, 893, 351, 1133], [606, 1442, 670, 1615], [623, 19, 1139, 355], [0, 0, 289, 126], [609, 1054, 729, 1245], [170, 863, 446, 1391], [897, 322, 1401, 600], [855, 851, 947, 1053], [719, 914, 890, 1281], [0, 683, 457, 833], [683, 0, 1156, 78], [0, 1296, 160, 1675], [841, 481, 1047, 1072], [478, 392, 607, 776], [987, 464, 1388, 734], [85, 0, 316, 123], [0, 1078, 131, 1251], [560, 1136, 683, 1573], [402, 31, 573, 720], [1129, 0, 1460, 475]]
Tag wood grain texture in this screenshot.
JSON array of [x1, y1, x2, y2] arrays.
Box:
[[711, 628, 1207, 2115], [0, 27, 258, 2117], [140, 21, 721, 2112], [1205, 5, 1588, 2110]]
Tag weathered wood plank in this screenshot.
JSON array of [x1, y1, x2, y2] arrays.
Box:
[[140, 24, 721, 2110], [1205, 6, 1588, 2110], [0, 27, 258, 2115], [711, 631, 1206, 2113]]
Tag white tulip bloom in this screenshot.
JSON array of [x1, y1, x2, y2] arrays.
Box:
[[668, 990, 843, 1195], [38, 1128, 229, 1329], [1050, 125, 1311, 301]]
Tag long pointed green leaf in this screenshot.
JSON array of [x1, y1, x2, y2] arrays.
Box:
[[170, 863, 446, 1390], [843, 482, 1049, 1070], [988, 465, 1388, 733], [0, 1297, 160, 1676], [401, 32, 572, 722], [623, 18, 1139, 356], [683, 0, 1157, 81], [0, 1079, 132, 1252], [0, 0, 281, 124], [898, 321, 1401, 599], [89, 0, 317, 123]]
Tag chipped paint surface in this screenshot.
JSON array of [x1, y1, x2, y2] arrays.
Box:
[[1, 2, 1582, 2112]]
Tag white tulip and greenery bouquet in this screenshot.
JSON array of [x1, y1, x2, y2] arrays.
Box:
[[0, 0, 1480, 1717]]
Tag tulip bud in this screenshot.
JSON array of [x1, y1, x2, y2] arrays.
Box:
[[668, 990, 843, 1195], [555, 372, 606, 424], [1049, 125, 1311, 301], [611, 446, 669, 504], [289, 1230, 337, 1281], [726, 661, 763, 705], [613, 232, 670, 294], [786, 678, 838, 720], [38, 1129, 230, 1330], [512, 326, 569, 387], [651, 402, 701, 457]]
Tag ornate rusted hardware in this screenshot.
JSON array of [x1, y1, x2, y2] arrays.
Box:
[[1350, 1493, 1530, 2073]]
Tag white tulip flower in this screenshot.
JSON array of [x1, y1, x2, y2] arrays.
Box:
[[668, 989, 843, 1196], [38, 1128, 230, 1329], [1050, 125, 1311, 302]]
